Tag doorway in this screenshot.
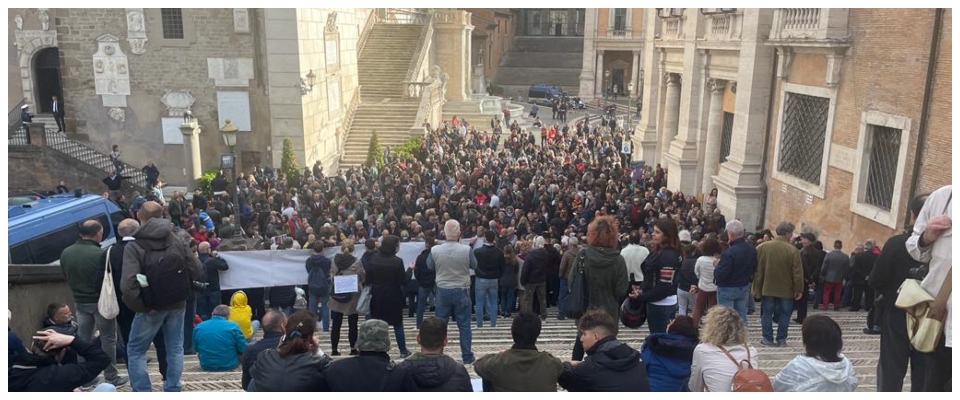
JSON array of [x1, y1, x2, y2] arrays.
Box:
[[33, 47, 62, 114], [612, 69, 625, 95]]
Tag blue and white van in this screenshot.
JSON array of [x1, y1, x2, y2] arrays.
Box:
[[8, 193, 127, 265]]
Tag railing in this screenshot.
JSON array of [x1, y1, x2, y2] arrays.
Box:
[[9, 99, 26, 130], [703, 13, 742, 42], [769, 8, 850, 42], [711, 15, 731, 36], [402, 81, 430, 98], [411, 78, 443, 136], [357, 9, 381, 56], [403, 12, 434, 98], [664, 19, 681, 38], [9, 128, 149, 190], [609, 29, 632, 38], [339, 85, 362, 155]]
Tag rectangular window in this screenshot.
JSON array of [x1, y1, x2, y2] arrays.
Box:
[[614, 9, 627, 31], [863, 125, 901, 210], [778, 92, 830, 185], [161, 8, 184, 39], [720, 112, 734, 163]]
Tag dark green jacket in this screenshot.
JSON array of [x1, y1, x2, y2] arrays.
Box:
[[60, 239, 105, 303], [569, 246, 629, 323], [474, 344, 563, 392]]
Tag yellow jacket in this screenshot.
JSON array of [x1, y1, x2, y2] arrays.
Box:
[[229, 290, 254, 338]]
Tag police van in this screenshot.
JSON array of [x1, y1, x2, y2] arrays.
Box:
[[8, 193, 126, 265]]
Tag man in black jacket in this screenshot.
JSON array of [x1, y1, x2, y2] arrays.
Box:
[[241, 310, 285, 391], [324, 319, 406, 391], [9, 329, 115, 392], [399, 317, 472, 392], [558, 308, 650, 391], [849, 239, 878, 312], [197, 242, 229, 320], [474, 231, 504, 328], [869, 194, 928, 392]]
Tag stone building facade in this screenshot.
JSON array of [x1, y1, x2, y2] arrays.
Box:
[[8, 8, 371, 187], [634, 8, 952, 244], [462, 8, 513, 89], [579, 8, 646, 99]]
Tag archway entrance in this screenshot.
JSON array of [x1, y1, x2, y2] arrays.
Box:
[[33, 47, 62, 113]]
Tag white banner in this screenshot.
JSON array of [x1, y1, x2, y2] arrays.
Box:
[[216, 241, 474, 290]]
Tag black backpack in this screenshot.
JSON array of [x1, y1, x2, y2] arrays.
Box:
[[414, 249, 435, 288], [138, 234, 192, 309]]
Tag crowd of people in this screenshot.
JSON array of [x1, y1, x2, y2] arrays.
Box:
[[11, 107, 952, 392]]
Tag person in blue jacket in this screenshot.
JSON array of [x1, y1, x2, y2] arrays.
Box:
[[192, 305, 247, 371], [640, 315, 700, 391]]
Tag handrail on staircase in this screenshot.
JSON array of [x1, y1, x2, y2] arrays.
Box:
[[357, 9, 381, 56], [9, 98, 26, 130], [411, 78, 443, 137], [403, 13, 434, 98], [42, 130, 149, 191]]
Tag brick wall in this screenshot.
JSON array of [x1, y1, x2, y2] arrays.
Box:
[[916, 8, 952, 195], [763, 9, 949, 248]]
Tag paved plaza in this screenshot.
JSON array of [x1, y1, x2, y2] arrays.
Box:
[[116, 306, 892, 392]]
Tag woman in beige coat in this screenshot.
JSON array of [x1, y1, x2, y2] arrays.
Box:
[[328, 239, 366, 356]]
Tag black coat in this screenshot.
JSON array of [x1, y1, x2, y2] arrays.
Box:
[[557, 336, 650, 392], [267, 285, 297, 308], [251, 348, 331, 392], [850, 251, 878, 284], [869, 232, 925, 300], [241, 331, 283, 391], [474, 244, 505, 280], [367, 252, 408, 326], [639, 248, 682, 303], [399, 354, 473, 392], [521, 248, 550, 285], [199, 253, 229, 292], [8, 337, 109, 392], [324, 352, 406, 392]]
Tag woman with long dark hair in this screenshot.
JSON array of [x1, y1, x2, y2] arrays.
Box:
[[629, 217, 682, 334], [251, 310, 331, 391], [367, 235, 410, 358]]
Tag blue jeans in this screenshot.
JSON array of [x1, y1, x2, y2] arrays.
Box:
[[128, 308, 185, 392], [434, 287, 474, 363], [500, 287, 517, 315], [717, 284, 751, 325], [393, 324, 409, 354], [74, 302, 120, 381], [309, 290, 330, 331], [761, 296, 794, 343], [556, 278, 569, 318], [474, 278, 499, 327], [647, 303, 677, 334], [196, 291, 221, 320], [416, 286, 435, 329]]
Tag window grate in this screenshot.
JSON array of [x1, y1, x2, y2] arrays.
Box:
[[161, 8, 184, 39], [720, 111, 734, 163], [778, 92, 829, 185], [864, 125, 901, 210]]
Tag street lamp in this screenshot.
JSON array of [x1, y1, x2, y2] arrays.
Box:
[[219, 119, 239, 226], [627, 82, 634, 131], [604, 69, 611, 99]]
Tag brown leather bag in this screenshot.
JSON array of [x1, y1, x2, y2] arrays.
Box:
[[718, 346, 773, 392]]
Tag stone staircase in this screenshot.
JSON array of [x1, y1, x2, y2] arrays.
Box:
[[493, 36, 585, 95], [341, 23, 426, 169]]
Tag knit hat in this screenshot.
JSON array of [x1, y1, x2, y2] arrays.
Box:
[[356, 319, 391, 352]]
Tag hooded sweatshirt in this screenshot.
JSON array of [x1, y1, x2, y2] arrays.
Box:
[[121, 218, 203, 312], [399, 353, 473, 392], [640, 332, 699, 392], [229, 291, 254, 338], [558, 336, 651, 392], [305, 252, 332, 295], [772, 354, 859, 392]]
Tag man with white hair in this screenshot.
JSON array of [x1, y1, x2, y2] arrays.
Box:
[[426, 220, 477, 364], [713, 220, 758, 325]]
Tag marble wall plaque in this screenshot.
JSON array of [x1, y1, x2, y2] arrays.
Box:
[[828, 144, 856, 173], [207, 58, 254, 87], [217, 91, 252, 131], [162, 117, 184, 144], [234, 9, 250, 33], [93, 34, 131, 96]]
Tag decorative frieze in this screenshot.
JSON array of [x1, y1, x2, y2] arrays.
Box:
[[160, 89, 196, 117], [38, 9, 50, 31], [234, 9, 250, 33], [126, 8, 148, 55]]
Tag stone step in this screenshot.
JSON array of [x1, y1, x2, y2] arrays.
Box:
[[500, 51, 584, 69], [493, 66, 582, 87], [510, 36, 585, 53]]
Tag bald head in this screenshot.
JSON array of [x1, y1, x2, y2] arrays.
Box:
[[139, 201, 163, 222], [117, 218, 140, 237], [261, 310, 286, 334], [79, 220, 103, 240], [198, 241, 211, 254]]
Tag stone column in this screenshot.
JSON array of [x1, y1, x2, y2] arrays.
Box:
[[714, 9, 775, 230], [578, 9, 598, 97], [659, 73, 681, 165], [595, 50, 605, 98], [432, 10, 474, 101], [179, 120, 202, 192], [701, 78, 726, 194], [631, 50, 641, 91], [635, 11, 661, 164]]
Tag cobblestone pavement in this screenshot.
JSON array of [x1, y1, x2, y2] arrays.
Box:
[[116, 306, 892, 392]]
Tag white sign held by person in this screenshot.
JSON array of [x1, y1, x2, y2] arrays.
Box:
[[333, 275, 359, 294]]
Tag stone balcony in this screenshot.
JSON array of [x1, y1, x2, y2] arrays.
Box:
[[607, 28, 634, 39], [701, 12, 743, 42], [767, 8, 851, 46]]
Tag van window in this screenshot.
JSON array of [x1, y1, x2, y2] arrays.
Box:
[[9, 243, 32, 264], [26, 223, 82, 265]]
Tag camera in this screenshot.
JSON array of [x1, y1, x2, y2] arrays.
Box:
[[908, 265, 929, 281]]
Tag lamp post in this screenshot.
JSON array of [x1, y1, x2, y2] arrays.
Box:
[[219, 119, 239, 222], [627, 82, 634, 131]]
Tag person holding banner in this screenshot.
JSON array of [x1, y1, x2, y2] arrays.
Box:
[[329, 239, 366, 356]]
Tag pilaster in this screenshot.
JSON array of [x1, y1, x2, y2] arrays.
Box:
[[433, 10, 474, 101], [578, 9, 598, 98], [635, 13, 661, 164], [701, 78, 726, 195]]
